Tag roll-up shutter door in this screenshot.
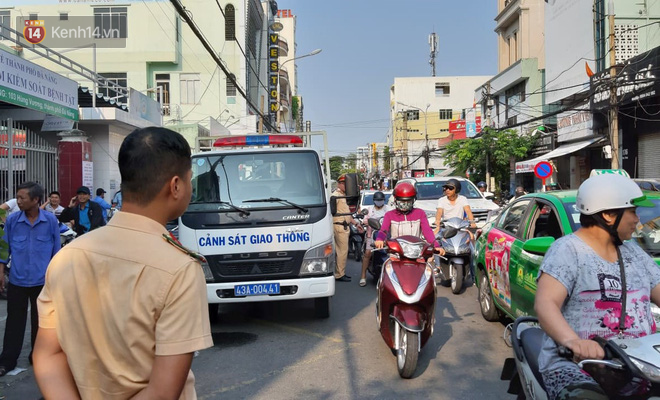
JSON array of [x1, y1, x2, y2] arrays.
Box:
[[638, 133, 660, 178]]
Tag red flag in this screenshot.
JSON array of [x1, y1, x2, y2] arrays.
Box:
[[585, 62, 594, 77]]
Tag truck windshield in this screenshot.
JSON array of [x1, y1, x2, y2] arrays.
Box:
[[188, 151, 325, 211]]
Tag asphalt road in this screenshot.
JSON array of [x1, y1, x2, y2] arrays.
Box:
[[0, 259, 516, 400]]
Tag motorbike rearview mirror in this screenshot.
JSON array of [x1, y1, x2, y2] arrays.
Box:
[[368, 217, 381, 231], [344, 173, 360, 207], [522, 236, 555, 255], [442, 227, 458, 239], [361, 208, 369, 216], [330, 196, 337, 216]]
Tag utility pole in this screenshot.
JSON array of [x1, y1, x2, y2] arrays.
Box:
[[423, 104, 430, 172], [608, 0, 620, 169], [484, 82, 492, 193]]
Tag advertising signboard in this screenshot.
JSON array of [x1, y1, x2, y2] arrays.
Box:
[[591, 46, 660, 109], [0, 48, 78, 120], [544, 0, 594, 105]]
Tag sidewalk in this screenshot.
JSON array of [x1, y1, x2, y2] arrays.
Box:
[[0, 298, 43, 399]]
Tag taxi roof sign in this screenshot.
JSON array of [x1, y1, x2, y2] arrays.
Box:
[[589, 169, 630, 178]]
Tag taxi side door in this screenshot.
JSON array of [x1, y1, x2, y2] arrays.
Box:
[[484, 199, 532, 317], [509, 199, 566, 317]]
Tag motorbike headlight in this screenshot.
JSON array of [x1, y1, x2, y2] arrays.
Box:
[[301, 241, 333, 275], [400, 242, 425, 259], [630, 356, 660, 383], [458, 243, 472, 254], [200, 259, 214, 282]]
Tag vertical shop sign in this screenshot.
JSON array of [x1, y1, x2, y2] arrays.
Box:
[[269, 33, 279, 115]]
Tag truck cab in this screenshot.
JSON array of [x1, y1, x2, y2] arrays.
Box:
[[178, 134, 340, 319]]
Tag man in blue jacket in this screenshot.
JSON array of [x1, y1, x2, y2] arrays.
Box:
[[92, 188, 112, 223], [0, 182, 60, 376]]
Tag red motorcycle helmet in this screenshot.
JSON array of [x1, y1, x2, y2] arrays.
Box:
[[393, 182, 416, 214]]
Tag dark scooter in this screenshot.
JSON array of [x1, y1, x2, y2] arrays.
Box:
[[364, 217, 388, 282], [370, 218, 441, 378], [435, 217, 473, 294], [349, 210, 367, 261], [502, 316, 660, 399]]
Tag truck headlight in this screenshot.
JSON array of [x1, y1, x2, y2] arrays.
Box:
[[200, 259, 214, 282], [301, 241, 333, 275]]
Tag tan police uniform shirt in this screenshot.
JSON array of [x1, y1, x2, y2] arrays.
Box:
[[332, 188, 351, 230], [38, 212, 213, 400]]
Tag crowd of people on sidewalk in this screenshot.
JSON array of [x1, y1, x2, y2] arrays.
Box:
[[0, 127, 212, 399]]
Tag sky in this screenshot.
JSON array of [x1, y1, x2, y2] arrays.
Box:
[[8, 0, 499, 156], [282, 0, 499, 156]]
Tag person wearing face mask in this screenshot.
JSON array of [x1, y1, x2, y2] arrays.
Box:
[[534, 174, 660, 400], [374, 182, 444, 256], [434, 178, 476, 233], [358, 191, 390, 287]]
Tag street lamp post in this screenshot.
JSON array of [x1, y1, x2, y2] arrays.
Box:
[[277, 49, 322, 132], [396, 101, 431, 172]]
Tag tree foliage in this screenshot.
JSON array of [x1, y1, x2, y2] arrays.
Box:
[[345, 153, 357, 171], [329, 156, 344, 180], [443, 127, 538, 188]]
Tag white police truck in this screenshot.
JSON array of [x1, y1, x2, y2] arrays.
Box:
[[178, 133, 357, 319]]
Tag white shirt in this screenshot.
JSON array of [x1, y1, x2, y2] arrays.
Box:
[[436, 195, 469, 220], [45, 203, 65, 216], [3, 199, 19, 215]]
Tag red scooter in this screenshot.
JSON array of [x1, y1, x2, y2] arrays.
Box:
[[372, 221, 439, 378]]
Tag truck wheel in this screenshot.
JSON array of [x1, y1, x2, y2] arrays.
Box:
[[208, 304, 219, 324], [314, 297, 331, 319], [478, 269, 501, 321], [450, 263, 463, 294]]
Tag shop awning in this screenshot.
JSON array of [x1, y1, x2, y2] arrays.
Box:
[[515, 136, 604, 173]]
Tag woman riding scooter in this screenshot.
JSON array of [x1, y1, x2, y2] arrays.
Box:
[[375, 182, 444, 255], [535, 173, 660, 399], [359, 191, 390, 287]]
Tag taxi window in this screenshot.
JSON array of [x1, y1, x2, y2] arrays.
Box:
[[526, 203, 564, 240], [497, 200, 531, 237]]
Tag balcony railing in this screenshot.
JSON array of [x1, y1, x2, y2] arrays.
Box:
[[277, 37, 288, 57]]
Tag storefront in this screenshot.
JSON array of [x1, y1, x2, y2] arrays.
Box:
[[591, 45, 660, 179]]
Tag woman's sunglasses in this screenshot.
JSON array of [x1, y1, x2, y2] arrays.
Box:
[[443, 186, 456, 191]]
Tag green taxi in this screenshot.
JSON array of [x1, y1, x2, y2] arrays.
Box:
[[474, 190, 660, 322]]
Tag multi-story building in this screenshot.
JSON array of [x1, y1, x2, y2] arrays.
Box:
[[390, 76, 490, 177], [1, 0, 278, 143], [516, 0, 660, 189]]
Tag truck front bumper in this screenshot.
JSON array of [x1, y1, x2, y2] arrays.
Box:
[[207, 275, 335, 304]]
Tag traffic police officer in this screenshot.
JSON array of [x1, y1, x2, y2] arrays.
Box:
[[332, 174, 355, 282]]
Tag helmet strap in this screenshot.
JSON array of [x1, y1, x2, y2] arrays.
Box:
[[593, 210, 625, 246]]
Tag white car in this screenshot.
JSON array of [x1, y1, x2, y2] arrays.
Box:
[[392, 177, 500, 228]]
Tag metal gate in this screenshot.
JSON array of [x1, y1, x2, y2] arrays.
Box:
[[0, 118, 58, 203]]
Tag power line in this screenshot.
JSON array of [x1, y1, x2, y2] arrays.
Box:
[[169, 0, 277, 131]]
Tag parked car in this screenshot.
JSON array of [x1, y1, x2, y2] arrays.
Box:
[[391, 177, 500, 228], [359, 190, 392, 209], [473, 190, 660, 322]]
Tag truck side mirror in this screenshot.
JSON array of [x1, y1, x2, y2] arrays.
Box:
[[344, 173, 360, 207], [330, 196, 337, 216]]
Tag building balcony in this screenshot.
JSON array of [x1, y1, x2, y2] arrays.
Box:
[[278, 67, 289, 84], [276, 37, 289, 57], [496, 0, 520, 31]]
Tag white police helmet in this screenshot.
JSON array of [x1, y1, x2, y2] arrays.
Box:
[[576, 173, 654, 215]]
